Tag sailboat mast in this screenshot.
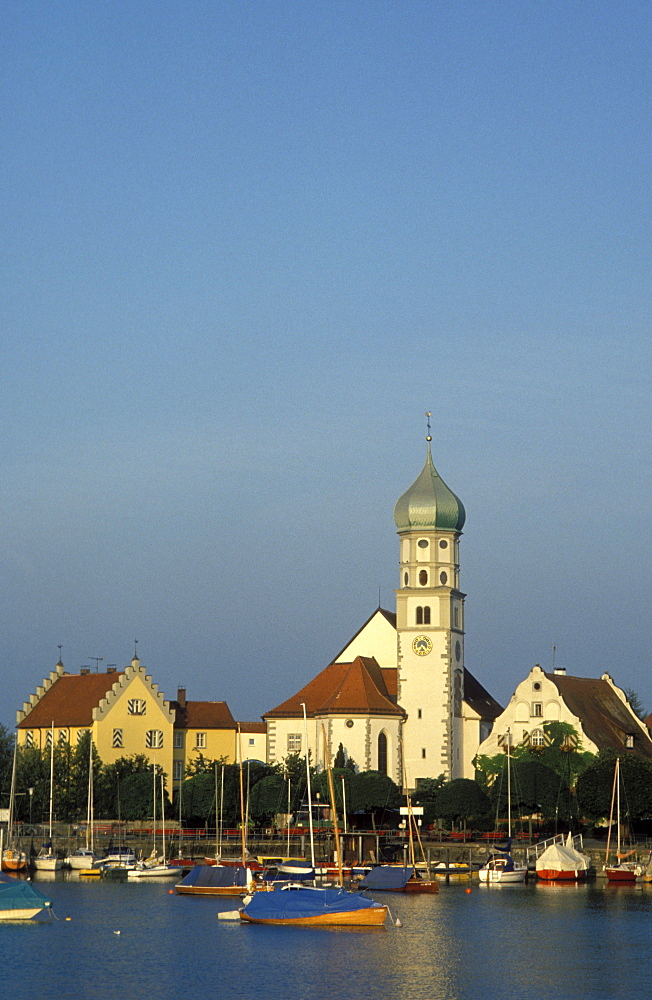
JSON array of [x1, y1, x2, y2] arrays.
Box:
[[87, 735, 94, 854], [616, 757, 622, 857], [49, 721, 55, 841], [322, 725, 343, 887], [161, 774, 166, 864], [301, 703, 316, 870], [238, 725, 247, 867], [506, 728, 512, 840]]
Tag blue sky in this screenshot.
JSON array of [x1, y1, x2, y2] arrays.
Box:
[[2, 1, 651, 729]]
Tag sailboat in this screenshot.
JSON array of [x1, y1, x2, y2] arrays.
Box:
[[33, 724, 62, 871], [358, 773, 438, 893], [2, 737, 27, 872], [65, 734, 99, 869], [478, 729, 527, 884], [604, 757, 643, 883], [129, 770, 182, 878], [238, 719, 388, 926]]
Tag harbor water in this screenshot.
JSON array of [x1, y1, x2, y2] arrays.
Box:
[[1, 874, 650, 1000]]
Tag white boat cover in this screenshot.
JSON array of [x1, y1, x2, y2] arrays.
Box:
[[536, 836, 591, 873]]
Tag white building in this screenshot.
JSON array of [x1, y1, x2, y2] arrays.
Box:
[[476, 663, 652, 759], [264, 440, 501, 789]]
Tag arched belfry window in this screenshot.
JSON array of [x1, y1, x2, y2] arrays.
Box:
[[418, 570, 428, 586], [423, 606, 431, 624], [378, 731, 388, 775], [416, 606, 423, 625]]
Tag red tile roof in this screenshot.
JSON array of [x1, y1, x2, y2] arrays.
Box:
[[17, 672, 124, 728], [238, 722, 267, 734], [546, 673, 652, 758], [172, 701, 237, 730], [265, 656, 405, 719]]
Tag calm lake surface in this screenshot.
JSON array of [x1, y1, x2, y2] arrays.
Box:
[[1, 873, 650, 1000]]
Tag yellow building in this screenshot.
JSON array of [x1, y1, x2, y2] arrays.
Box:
[[16, 656, 242, 786]]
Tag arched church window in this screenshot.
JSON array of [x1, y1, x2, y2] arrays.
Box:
[[378, 731, 387, 775], [423, 606, 431, 624], [418, 570, 428, 586], [416, 607, 423, 625], [403, 572, 409, 586]]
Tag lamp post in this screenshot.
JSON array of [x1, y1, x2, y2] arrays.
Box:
[[28, 787, 34, 827]]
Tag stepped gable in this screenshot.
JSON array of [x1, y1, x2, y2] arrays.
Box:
[[546, 672, 652, 758], [17, 670, 124, 728], [93, 657, 174, 722], [463, 669, 502, 720], [265, 655, 404, 719]]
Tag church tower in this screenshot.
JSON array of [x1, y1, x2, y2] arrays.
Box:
[[394, 421, 466, 788]]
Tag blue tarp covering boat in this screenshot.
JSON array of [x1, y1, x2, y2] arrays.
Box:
[[357, 865, 416, 890], [240, 885, 387, 925], [176, 865, 249, 894], [0, 873, 52, 920]]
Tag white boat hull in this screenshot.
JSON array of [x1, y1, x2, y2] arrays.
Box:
[[33, 857, 62, 871]]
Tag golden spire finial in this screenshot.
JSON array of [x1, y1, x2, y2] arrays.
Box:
[[425, 411, 432, 443]]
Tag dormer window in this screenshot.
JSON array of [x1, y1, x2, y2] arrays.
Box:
[[625, 734, 634, 749]]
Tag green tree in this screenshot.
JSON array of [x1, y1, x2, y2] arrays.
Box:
[[185, 753, 227, 777], [348, 770, 401, 814], [248, 774, 288, 825], [435, 778, 491, 825], [576, 751, 652, 822], [412, 776, 446, 825], [490, 758, 569, 820], [624, 688, 647, 722]]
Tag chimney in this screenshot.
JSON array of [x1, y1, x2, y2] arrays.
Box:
[[80, 667, 91, 675], [553, 666, 566, 675], [107, 666, 117, 674], [177, 687, 187, 708]]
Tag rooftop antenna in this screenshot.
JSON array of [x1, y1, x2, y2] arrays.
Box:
[[90, 657, 103, 673]]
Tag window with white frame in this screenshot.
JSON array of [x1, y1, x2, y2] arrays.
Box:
[[112, 728, 123, 748], [173, 731, 183, 748], [45, 730, 53, 749], [146, 730, 163, 749], [173, 760, 184, 781], [58, 729, 68, 746], [287, 733, 301, 752], [25, 731, 34, 748], [195, 732, 206, 749], [128, 699, 146, 715], [532, 703, 543, 717], [530, 729, 545, 746]]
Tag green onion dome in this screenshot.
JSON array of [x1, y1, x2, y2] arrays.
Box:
[[394, 445, 466, 532]]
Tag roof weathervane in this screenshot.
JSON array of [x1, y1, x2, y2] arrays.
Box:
[[425, 411, 432, 443]]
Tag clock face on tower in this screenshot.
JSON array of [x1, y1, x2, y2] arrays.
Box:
[[412, 635, 433, 656]]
